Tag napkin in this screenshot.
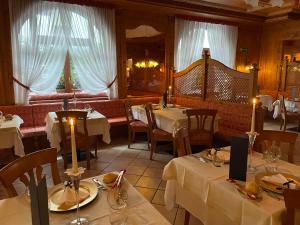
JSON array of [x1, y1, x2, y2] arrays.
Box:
[[210, 149, 230, 161], [261, 173, 288, 186], [56, 186, 90, 210]]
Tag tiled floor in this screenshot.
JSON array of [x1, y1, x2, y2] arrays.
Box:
[[1, 118, 300, 225]]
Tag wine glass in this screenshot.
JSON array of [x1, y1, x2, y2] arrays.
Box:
[[108, 187, 128, 225], [263, 144, 281, 172]]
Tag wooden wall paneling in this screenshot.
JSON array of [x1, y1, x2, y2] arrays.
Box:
[[259, 20, 300, 91], [115, 10, 127, 98], [0, 0, 14, 105]]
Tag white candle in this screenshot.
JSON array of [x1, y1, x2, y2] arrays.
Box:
[[70, 118, 78, 173], [250, 98, 256, 133]]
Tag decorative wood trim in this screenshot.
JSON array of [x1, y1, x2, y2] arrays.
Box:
[[175, 14, 239, 26]]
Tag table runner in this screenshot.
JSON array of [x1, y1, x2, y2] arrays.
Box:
[[163, 152, 300, 225], [45, 111, 111, 151], [0, 115, 24, 156]]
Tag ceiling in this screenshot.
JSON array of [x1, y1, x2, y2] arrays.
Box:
[[177, 0, 299, 16]]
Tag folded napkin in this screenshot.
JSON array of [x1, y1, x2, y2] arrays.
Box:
[[210, 149, 230, 161], [55, 186, 90, 210], [261, 173, 288, 186]]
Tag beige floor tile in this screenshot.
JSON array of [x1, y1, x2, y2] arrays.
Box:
[[153, 204, 177, 224], [130, 158, 152, 167], [137, 151, 151, 159], [126, 165, 147, 176], [135, 187, 156, 202], [153, 153, 174, 162], [124, 174, 141, 186], [152, 189, 165, 205], [149, 160, 167, 168], [135, 176, 161, 189], [143, 167, 163, 178], [118, 149, 140, 158]]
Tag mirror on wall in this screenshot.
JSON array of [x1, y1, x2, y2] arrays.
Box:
[[126, 25, 166, 97]]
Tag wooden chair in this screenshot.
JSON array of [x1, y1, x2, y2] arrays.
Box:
[[186, 109, 217, 148], [174, 127, 192, 157], [145, 103, 174, 160], [255, 130, 297, 163], [0, 148, 60, 198], [283, 189, 300, 225], [124, 101, 149, 149], [56, 110, 97, 170], [280, 95, 300, 131]]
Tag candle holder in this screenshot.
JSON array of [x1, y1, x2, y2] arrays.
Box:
[[246, 131, 259, 173], [65, 167, 88, 225]]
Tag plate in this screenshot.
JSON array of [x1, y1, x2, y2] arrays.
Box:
[[48, 181, 98, 212], [202, 147, 231, 163], [255, 172, 300, 194]]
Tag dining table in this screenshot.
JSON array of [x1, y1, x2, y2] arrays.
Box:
[[45, 110, 111, 151], [257, 95, 273, 111], [0, 174, 171, 225], [163, 150, 300, 225], [0, 115, 24, 157], [131, 105, 220, 135]]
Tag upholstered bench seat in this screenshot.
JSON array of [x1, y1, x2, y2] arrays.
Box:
[[21, 126, 46, 138], [108, 117, 127, 126]]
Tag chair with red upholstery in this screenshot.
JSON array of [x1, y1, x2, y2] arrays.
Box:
[[186, 108, 217, 148], [124, 101, 149, 149], [145, 103, 174, 160]]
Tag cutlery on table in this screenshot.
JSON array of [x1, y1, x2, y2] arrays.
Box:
[[92, 178, 107, 190], [190, 154, 207, 163]]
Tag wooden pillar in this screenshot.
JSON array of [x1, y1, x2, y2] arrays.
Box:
[[0, 0, 14, 105], [165, 16, 175, 92], [64, 52, 72, 93], [115, 9, 127, 99], [202, 49, 210, 101]]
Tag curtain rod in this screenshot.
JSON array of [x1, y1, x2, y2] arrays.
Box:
[[46, 0, 115, 9], [175, 14, 239, 27]]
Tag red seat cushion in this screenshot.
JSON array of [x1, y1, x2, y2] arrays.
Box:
[[21, 126, 45, 138], [130, 120, 147, 128], [108, 117, 127, 126], [153, 128, 172, 140]]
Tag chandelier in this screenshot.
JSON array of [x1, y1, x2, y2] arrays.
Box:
[[134, 49, 159, 68], [244, 0, 284, 7]]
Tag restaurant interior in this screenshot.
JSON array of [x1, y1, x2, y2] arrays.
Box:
[[1, 0, 300, 224]]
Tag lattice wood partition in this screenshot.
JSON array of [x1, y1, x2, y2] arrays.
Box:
[[172, 50, 258, 104], [281, 59, 300, 92]]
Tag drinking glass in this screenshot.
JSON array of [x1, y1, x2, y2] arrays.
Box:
[[263, 144, 281, 172], [107, 187, 128, 225]]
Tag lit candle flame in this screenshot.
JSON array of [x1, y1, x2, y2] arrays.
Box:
[[253, 98, 256, 104], [70, 118, 74, 126]]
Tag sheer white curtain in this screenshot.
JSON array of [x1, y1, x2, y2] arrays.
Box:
[[60, 4, 117, 98], [174, 18, 206, 71], [10, 0, 67, 104], [207, 23, 238, 68]]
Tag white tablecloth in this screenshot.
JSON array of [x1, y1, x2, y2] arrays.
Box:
[[0, 115, 24, 156], [0, 175, 171, 225], [132, 105, 219, 135], [163, 152, 300, 225], [284, 99, 300, 113], [45, 111, 111, 151], [258, 95, 273, 111]]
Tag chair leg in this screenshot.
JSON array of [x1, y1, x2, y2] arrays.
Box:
[[150, 139, 156, 160], [172, 139, 176, 157], [283, 120, 287, 131], [128, 128, 132, 149], [184, 210, 190, 225], [280, 119, 283, 130], [86, 149, 90, 170], [146, 130, 150, 151], [132, 131, 136, 144]]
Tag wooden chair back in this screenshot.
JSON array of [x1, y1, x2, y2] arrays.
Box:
[[145, 103, 158, 131], [124, 101, 134, 123], [283, 189, 300, 225], [175, 128, 192, 157], [255, 130, 297, 163], [0, 148, 60, 197], [55, 110, 88, 152], [186, 109, 217, 133]]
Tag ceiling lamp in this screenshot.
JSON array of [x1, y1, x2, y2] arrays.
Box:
[[135, 60, 159, 68], [245, 0, 284, 7]]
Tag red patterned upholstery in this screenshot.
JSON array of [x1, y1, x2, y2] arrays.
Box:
[[108, 117, 127, 126], [0, 105, 34, 128], [130, 120, 147, 128], [32, 103, 63, 126]]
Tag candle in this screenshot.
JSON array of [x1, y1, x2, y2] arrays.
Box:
[[70, 118, 78, 173], [250, 98, 256, 133]]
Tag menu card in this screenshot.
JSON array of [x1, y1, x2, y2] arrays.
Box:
[[229, 135, 249, 181], [29, 174, 49, 225]]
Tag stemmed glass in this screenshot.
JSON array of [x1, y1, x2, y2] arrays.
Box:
[[107, 186, 128, 225], [263, 144, 281, 173]]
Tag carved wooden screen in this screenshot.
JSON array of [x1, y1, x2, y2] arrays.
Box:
[[206, 59, 254, 104], [173, 59, 205, 97], [172, 54, 257, 104], [283, 61, 300, 91]]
